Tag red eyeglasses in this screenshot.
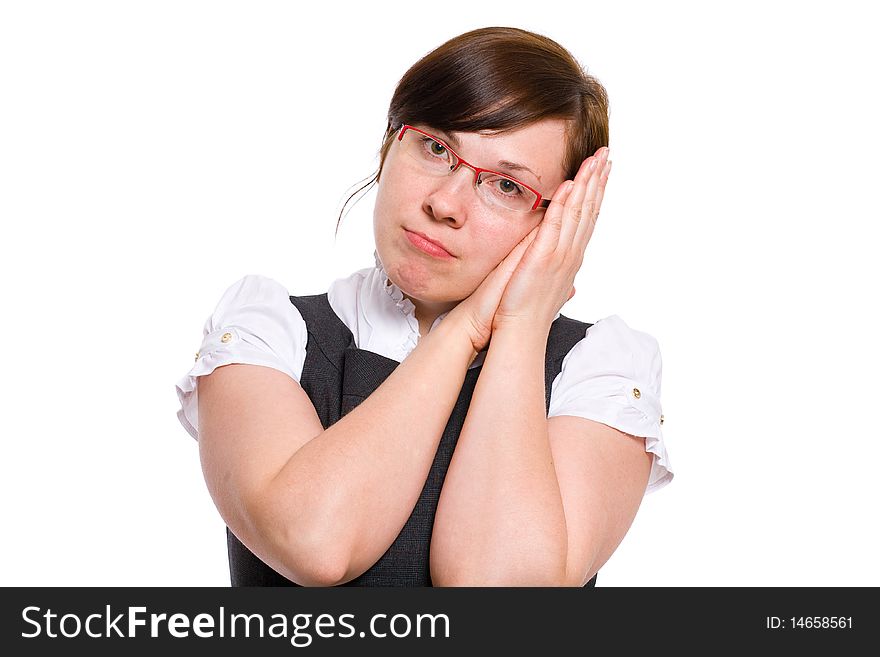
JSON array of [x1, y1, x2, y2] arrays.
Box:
[[396, 125, 551, 212]]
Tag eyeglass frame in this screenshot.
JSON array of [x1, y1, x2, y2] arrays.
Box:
[[395, 124, 552, 212]]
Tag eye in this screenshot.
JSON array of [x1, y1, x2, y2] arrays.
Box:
[[494, 177, 525, 197], [418, 136, 451, 162]]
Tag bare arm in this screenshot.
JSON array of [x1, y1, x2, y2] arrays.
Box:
[[430, 323, 567, 585], [429, 322, 652, 586], [197, 315, 476, 586]]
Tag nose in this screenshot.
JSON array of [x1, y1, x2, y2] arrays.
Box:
[[422, 164, 478, 225]]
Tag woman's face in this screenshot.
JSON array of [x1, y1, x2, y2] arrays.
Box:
[[373, 118, 569, 310]]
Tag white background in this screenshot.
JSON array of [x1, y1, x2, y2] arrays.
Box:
[[2, 0, 877, 586]]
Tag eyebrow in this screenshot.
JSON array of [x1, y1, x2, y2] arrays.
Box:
[[434, 129, 542, 183], [496, 159, 541, 181]]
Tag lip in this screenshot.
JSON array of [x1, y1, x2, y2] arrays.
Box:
[[404, 229, 454, 259]]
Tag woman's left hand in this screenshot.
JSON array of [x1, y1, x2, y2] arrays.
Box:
[[492, 146, 612, 333]]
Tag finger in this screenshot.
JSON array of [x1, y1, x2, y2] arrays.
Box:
[[534, 177, 576, 253], [574, 157, 612, 251], [565, 147, 608, 251], [556, 150, 606, 252]]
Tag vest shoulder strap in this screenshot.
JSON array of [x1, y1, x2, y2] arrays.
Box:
[[288, 293, 353, 373], [544, 314, 592, 409]]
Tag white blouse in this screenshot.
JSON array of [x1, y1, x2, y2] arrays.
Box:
[[175, 253, 674, 494]]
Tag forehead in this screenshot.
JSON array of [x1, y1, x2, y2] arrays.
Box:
[[428, 119, 569, 186]]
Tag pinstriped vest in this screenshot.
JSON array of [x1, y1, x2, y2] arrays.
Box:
[[226, 293, 597, 587]]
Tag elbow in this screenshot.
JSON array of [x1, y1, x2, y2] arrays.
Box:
[[246, 496, 354, 587], [287, 553, 351, 588], [203, 455, 354, 586], [430, 531, 570, 586], [433, 570, 568, 587], [561, 555, 601, 587], [432, 555, 569, 587], [263, 520, 353, 587]]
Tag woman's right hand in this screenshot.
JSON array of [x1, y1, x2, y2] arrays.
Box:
[[447, 225, 550, 353]]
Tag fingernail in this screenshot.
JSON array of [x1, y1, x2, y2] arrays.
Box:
[[589, 158, 598, 171]]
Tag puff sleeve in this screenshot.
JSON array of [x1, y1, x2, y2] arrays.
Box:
[[547, 315, 674, 494], [174, 275, 308, 441]]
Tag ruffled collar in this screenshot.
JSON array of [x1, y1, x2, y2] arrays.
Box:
[[374, 250, 417, 319]]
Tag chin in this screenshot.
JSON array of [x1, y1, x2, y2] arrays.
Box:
[[385, 258, 439, 298], [384, 258, 470, 303]]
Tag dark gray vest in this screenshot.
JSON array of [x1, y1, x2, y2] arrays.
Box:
[[227, 293, 597, 587]]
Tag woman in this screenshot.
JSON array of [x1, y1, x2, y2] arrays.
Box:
[[176, 26, 673, 587]]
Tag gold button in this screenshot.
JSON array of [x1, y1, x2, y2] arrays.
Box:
[[632, 387, 641, 399], [194, 351, 200, 361], [660, 414, 665, 425], [220, 332, 233, 343]]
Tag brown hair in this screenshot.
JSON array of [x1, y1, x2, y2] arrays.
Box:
[[337, 26, 609, 230]]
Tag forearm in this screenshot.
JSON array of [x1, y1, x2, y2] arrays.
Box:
[[431, 324, 568, 585], [265, 317, 477, 583]]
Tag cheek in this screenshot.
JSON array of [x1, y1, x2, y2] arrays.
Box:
[[373, 178, 406, 245], [471, 220, 534, 270], [373, 176, 400, 227], [375, 155, 422, 214]]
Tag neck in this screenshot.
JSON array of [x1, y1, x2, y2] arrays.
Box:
[[408, 295, 458, 337]]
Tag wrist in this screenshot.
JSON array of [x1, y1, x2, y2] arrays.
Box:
[[443, 303, 492, 355], [486, 321, 551, 362], [491, 317, 553, 341], [430, 313, 481, 364]]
